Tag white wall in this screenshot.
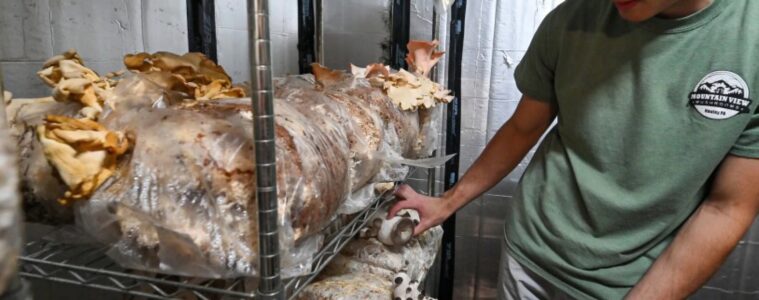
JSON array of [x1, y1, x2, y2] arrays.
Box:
[[214, 0, 299, 82], [0, 0, 301, 98], [0, 0, 189, 98], [321, 0, 391, 70]]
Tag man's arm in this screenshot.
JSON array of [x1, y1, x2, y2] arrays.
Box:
[[627, 155, 759, 299], [388, 95, 556, 234]]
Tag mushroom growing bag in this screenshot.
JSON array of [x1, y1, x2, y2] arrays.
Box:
[[0, 100, 22, 294], [12, 42, 449, 278], [72, 73, 426, 278]]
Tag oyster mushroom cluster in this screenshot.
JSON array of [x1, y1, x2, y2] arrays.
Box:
[[352, 40, 454, 111]]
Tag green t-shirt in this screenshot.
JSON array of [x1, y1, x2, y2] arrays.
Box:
[[506, 0, 759, 299]]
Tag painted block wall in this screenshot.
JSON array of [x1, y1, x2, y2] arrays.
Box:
[[321, 0, 391, 70], [0, 0, 300, 97], [214, 0, 299, 82], [0, 0, 189, 98]]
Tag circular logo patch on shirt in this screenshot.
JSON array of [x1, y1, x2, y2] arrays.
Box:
[[689, 71, 752, 120]]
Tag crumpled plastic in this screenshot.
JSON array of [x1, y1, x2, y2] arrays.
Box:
[[416, 105, 444, 158], [11, 100, 86, 224], [340, 225, 443, 282], [12, 43, 447, 278], [36, 115, 132, 205], [275, 74, 384, 192], [72, 74, 353, 277], [276, 71, 428, 215], [73, 71, 436, 278], [305, 65, 427, 210], [0, 100, 22, 295]]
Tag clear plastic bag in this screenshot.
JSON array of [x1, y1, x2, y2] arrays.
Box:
[[10, 100, 83, 224], [74, 74, 355, 277], [276, 74, 425, 210], [276, 75, 384, 192], [63, 72, 354, 277], [415, 105, 443, 158], [77, 108, 261, 277], [344, 82, 420, 159], [14, 70, 444, 279], [337, 184, 377, 215], [0, 101, 22, 294], [315, 75, 422, 185]]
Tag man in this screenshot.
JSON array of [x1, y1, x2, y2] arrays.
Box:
[[389, 0, 759, 299]]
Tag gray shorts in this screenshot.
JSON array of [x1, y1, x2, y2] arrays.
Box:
[[497, 240, 573, 300]]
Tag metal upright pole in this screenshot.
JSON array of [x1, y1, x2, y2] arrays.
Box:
[[389, 0, 411, 69], [296, 0, 317, 74], [0, 64, 5, 124], [247, 0, 283, 299], [426, 7, 440, 198], [438, 0, 467, 299]]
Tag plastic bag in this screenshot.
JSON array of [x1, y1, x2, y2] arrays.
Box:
[[276, 75, 384, 191], [75, 74, 354, 277], [345, 83, 420, 158], [15, 70, 444, 278], [303, 75, 421, 187], [77, 109, 337, 277], [0, 100, 22, 294], [76, 108, 262, 277], [10, 99, 83, 224], [337, 184, 377, 215], [415, 104, 443, 158], [277, 74, 426, 211]]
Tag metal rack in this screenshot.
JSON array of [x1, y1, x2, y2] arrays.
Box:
[[14, 0, 465, 299]]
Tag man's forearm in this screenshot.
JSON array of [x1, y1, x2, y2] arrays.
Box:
[[442, 119, 546, 213], [627, 200, 757, 299]]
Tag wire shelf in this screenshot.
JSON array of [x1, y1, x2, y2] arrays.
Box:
[[19, 189, 396, 300]]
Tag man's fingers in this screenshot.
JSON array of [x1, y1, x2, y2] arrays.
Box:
[[413, 221, 432, 236], [387, 200, 418, 219], [393, 184, 417, 200]]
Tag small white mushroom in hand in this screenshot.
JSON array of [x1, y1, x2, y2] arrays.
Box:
[[359, 217, 383, 239], [378, 213, 415, 246]]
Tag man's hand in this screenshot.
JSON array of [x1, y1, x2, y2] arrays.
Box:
[[384, 95, 555, 237], [387, 184, 454, 235]]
